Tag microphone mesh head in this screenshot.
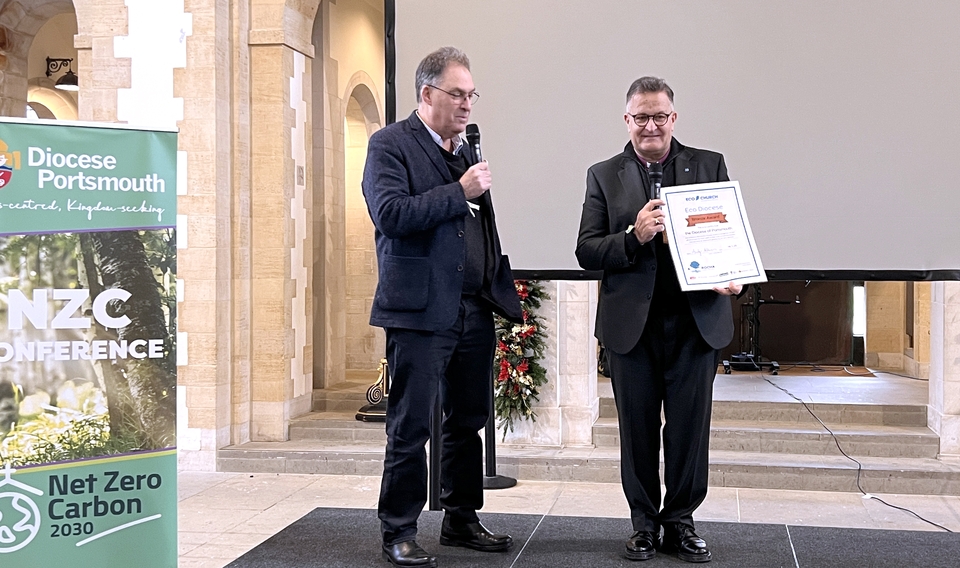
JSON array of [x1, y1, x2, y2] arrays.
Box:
[[465, 123, 480, 142], [648, 161, 663, 179]]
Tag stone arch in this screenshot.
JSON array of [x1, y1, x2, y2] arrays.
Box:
[[0, 0, 77, 117], [341, 72, 383, 137], [28, 80, 78, 120], [309, 0, 385, 390], [27, 101, 55, 119], [343, 79, 383, 373]]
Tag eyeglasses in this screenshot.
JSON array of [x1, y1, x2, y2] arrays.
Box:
[[427, 85, 480, 104], [628, 112, 673, 127]]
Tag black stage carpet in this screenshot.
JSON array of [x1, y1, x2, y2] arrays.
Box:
[[226, 508, 959, 568]]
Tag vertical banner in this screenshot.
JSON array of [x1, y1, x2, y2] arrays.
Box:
[[0, 118, 177, 567]]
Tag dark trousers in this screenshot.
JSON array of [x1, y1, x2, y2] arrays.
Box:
[[378, 296, 495, 545], [606, 310, 718, 533]]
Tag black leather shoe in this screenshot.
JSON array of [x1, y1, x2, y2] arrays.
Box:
[[625, 530, 659, 561], [381, 541, 438, 567], [660, 524, 712, 563], [439, 520, 513, 552]]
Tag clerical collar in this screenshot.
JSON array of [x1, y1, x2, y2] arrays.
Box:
[[636, 149, 670, 167], [416, 111, 464, 155]]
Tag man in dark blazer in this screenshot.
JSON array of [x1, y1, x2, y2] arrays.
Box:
[[576, 77, 741, 564], [362, 47, 522, 568]]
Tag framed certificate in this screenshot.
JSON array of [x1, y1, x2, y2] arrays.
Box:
[[660, 180, 767, 291]]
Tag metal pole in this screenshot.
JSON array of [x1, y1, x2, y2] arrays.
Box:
[[428, 394, 441, 510], [483, 372, 516, 490], [384, 0, 396, 125]]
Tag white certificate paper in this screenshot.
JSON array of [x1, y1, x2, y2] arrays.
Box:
[[660, 181, 767, 291]]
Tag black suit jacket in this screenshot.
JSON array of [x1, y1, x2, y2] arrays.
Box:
[[362, 111, 522, 331], [575, 140, 735, 354]]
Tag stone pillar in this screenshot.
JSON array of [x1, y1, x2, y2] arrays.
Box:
[[500, 281, 599, 447], [865, 281, 905, 369], [906, 283, 932, 378], [175, 0, 235, 471], [929, 282, 960, 460], [246, 39, 313, 440], [74, 0, 129, 123]]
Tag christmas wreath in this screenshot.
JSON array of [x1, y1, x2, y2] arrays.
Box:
[[493, 280, 549, 438]]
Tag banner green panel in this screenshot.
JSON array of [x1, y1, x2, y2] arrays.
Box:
[[0, 119, 177, 235], [0, 120, 178, 567], [0, 451, 177, 567]]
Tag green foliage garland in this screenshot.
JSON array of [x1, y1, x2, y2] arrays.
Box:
[[493, 280, 549, 439]]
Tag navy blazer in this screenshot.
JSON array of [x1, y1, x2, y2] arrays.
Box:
[[576, 140, 735, 354], [362, 111, 522, 331]]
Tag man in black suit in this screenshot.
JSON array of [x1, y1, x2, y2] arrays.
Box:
[[362, 47, 522, 568], [576, 77, 741, 563]]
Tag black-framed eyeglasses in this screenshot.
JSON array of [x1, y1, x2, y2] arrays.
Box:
[[427, 85, 480, 104], [628, 112, 673, 127]]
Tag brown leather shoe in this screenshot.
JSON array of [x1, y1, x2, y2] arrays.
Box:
[[439, 519, 512, 552], [660, 523, 712, 563], [625, 530, 659, 561], [381, 540, 437, 567]]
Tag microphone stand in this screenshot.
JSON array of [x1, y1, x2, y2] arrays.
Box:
[[722, 283, 799, 375], [464, 123, 515, 490]]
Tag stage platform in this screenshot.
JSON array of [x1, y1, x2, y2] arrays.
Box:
[[225, 507, 959, 568]]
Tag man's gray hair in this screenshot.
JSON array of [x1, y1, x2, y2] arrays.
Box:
[[626, 76, 675, 105], [415, 47, 471, 102]]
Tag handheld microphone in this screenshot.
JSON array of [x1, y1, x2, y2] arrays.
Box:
[[647, 161, 663, 202], [648, 162, 666, 243], [465, 124, 482, 162]]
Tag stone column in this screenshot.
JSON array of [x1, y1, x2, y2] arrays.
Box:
[[906, 282, 932, 378], [865, 281, 905, 369], [500, 281, 599, 447], [929, 282, 960, 460], [246, 39, 313, 440], [175, 0, 234, 470]]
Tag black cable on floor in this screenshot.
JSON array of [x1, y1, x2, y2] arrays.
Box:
[[759, 372, 954, 533], [868, 369, 929, 381], [761, 361, 915, 378]]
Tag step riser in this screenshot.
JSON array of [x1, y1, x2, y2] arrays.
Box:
[[289, 426, 387, 443], [600, 399, 617, 419], [219, 452, 386, 476], [216, 451, 960, 496], [290, 421, 939, 460], [600, 399, 927, 426], [592, 428, 939, 459], [602, 399, 926, 426], [709, 433, 938, 458], [312, 398, 371, 412], [311, 397, 928, 426], [711, 404, 927, 427]]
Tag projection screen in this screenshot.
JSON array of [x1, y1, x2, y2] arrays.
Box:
[[393, 0, 960, 277]]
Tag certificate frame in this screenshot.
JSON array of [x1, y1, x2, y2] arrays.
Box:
[[660, 180, 767, 291]]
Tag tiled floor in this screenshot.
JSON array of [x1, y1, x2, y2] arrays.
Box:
[[177, 471, 960, 567], [710, 368, 928, 405]]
